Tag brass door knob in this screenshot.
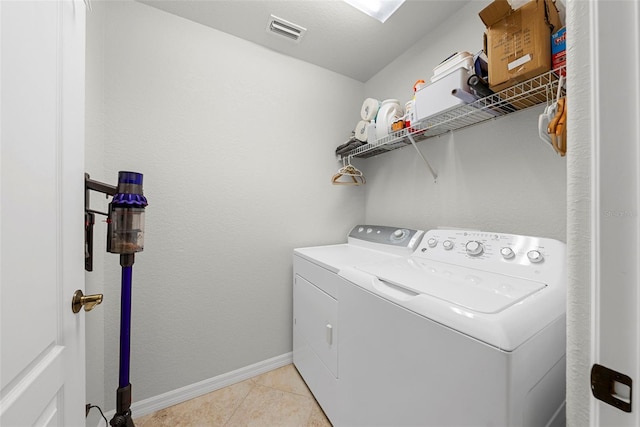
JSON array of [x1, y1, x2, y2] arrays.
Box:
[[72, 290, 103, 313]]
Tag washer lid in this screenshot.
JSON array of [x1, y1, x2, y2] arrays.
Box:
[[356, 257, 547, 314]]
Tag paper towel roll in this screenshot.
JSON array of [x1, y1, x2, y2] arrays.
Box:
[[451, 87, 478, 104], [354, 120, 369, 142], [361, 98, 380, 121]]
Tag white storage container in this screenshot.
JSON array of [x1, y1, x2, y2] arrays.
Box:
[[431, 51, 474, 83], [375, 99, 404, 140], [414, 67, 473, 123]]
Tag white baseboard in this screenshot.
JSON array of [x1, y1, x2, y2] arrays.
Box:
[[99, 352, 293, 425]]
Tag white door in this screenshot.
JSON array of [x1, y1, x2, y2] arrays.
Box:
[[589, 0, 640, 425], [0, 1, 86, 426]]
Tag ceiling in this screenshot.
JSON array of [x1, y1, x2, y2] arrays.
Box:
[[137, 0, 472, 82]]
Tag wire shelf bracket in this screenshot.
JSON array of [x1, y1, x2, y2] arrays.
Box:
[[406, 133, 437, 182]]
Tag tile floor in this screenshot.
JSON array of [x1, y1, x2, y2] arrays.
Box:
[[133, 364, 332, 427]]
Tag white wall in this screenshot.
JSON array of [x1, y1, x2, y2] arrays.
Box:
[[362, 1, 567, 242], [86, 0, 364, 412], [565, 1, 590, 424]]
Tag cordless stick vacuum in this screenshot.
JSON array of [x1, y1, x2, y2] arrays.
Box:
[[106, 172, 148, 427], [84, 171, 148, 426]]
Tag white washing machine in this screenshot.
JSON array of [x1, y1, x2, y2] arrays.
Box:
[[293, 225, 424, 423], [338, 229, 567, 426]]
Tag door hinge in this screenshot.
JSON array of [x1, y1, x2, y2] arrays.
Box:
[[591, 363, 632, 413]]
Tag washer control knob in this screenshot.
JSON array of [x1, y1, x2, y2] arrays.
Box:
[[393, 229, 406, 239], [465, 241, 484, 256], [443, 240, 454, 250], [427, 238, 438, 248], [527, 250, 544, 263], [500, 247, 515, 260], [358, 227, 364, 233], [366, 228, 373, 234]]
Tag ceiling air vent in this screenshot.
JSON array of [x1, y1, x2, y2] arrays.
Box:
[[266, 15, 307, 42]]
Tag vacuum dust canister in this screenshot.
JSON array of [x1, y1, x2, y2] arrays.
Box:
[[107, 171, 148, 254]]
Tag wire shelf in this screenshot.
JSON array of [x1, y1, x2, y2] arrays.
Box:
[[344, 67, 566, 159]]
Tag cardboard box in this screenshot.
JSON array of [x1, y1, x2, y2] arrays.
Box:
[[479, 0, 561, 91], [551, 26, 566, 76]]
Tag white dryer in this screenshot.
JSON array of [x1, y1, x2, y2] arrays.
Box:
[[338, 229, 567, 426], [293, 225, 424, 423]]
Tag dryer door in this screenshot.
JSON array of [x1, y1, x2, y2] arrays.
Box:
[[293, 275, 338, 377]]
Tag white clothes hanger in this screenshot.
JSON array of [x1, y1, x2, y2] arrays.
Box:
[[547, 75, 566, 156], [539, 75, 565, 155], [331, 156, 365, 185]]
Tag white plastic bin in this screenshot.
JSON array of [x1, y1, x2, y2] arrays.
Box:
[[431, 51, 474, 83], [414, 67, 473, 123]]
